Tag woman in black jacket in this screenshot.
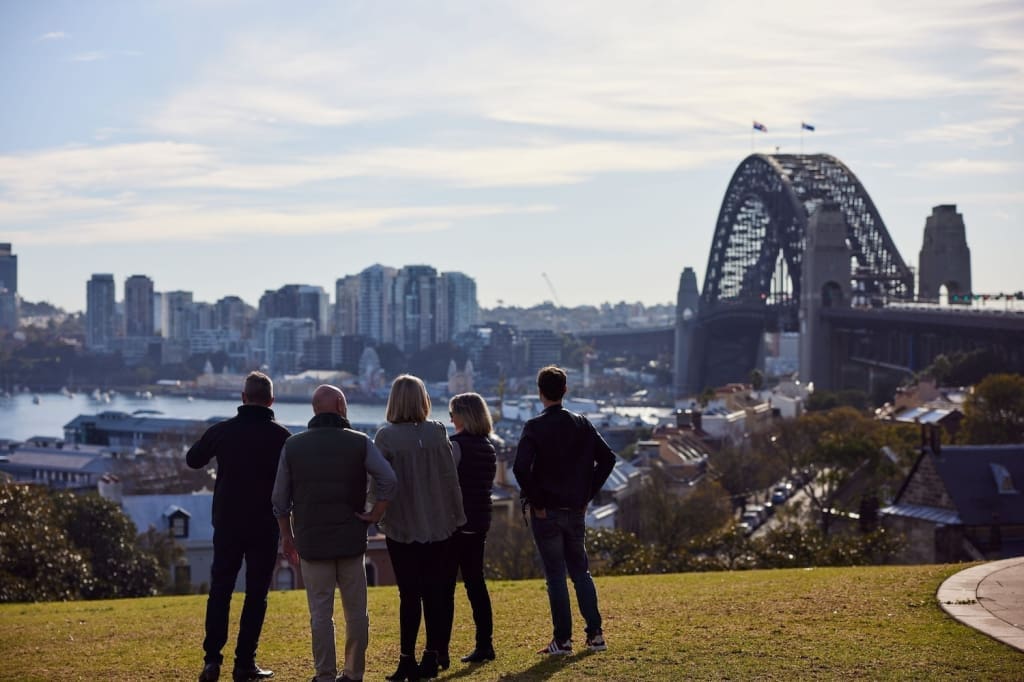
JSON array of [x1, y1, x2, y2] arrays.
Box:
[[448, 392, 498, 664]]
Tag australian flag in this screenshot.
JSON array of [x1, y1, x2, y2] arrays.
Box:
[[753, 121, 767, 132], [801, 122, 815, 131]]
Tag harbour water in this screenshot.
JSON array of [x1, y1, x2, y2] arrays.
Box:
[[0, 391, 388, 442]]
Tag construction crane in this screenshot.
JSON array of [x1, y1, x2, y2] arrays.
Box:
[[541, 272, 563, 307]]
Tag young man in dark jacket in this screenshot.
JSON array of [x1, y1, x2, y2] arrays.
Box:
[[512, 365, 616, 656], [186, 371, 291, 682]]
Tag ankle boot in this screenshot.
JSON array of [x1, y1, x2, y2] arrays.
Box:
[[418, 650, 439, 679], [386, 654, 420, 682]]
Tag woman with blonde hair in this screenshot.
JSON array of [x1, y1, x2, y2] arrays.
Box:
[[375, 375, 466, 681], [448, 392, 498, 664]]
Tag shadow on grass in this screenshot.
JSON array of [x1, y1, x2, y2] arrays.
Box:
[[444, 650, 599, 681]]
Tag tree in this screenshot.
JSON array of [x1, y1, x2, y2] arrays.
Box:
[[771, 408, 915, 536], [0, 483, 163, 602], [750, 369, 765, 391], [0, 484, 91, 602], [483, 514, 541, 580], [961, 373, 1024, 444], [53, 493, 162, 599]]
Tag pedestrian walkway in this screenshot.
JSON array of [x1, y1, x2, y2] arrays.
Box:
[[937, 556, 1024, 653]]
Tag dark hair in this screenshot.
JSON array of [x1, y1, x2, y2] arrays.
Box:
[[243, 371, 273, 405], [537, 365, 567, 402]]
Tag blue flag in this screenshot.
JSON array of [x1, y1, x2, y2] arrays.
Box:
[[801, 122, 815, 131], [753, 121, 767, 132]]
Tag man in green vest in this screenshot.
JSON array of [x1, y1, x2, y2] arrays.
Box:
[[272, 384, 397, 682]]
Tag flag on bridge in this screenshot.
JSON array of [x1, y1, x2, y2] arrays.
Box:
[[753, 121, 767, 132], [801, 122, 815, 131]]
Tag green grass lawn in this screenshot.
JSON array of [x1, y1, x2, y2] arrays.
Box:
[[1, 564, 1020, 681]]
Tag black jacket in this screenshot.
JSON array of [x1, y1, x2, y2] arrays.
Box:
[[512, 404, 616, 510], [451, 432, 497, 533], [186, 404, 291, 529]]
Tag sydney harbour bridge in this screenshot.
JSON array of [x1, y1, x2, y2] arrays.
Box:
[[657, 152, 1024, 397]]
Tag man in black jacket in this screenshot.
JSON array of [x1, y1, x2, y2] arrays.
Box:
[[187, 371, 291, 682], [513, 366, 616, 656]]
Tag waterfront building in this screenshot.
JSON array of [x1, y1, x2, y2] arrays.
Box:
[[259, 284, 330, 333], [86, 274, 117, 351]]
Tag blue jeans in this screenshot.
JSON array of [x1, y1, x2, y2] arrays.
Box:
[[530, 508, 602, 642]]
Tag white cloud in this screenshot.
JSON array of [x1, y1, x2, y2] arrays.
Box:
[[6, 202, 552, 246], [39, 31, 68, 41], [918, 158, 1021, 175], [906, 118, 1020, 145]]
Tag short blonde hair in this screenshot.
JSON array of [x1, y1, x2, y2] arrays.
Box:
[[449, 392, 493, 437], [386, 374, 431, 424]]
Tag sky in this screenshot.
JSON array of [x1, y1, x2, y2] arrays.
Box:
[[1, 0, 1022, 313]]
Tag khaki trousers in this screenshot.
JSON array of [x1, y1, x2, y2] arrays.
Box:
[[300, 556, 369, 682]]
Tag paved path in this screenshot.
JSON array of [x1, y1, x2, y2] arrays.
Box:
[[937, 556, 1024, 653]]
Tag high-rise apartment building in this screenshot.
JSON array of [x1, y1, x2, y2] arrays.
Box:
[[215, 295, 251, 338], [392, 264, 439, 354], [0, 243, 18, 331], [443, 271, 479, 339], [334, 275, 360, 336], [86, 274, 117, 351], [0, 243, 17, 293], [259, 284, 330, 333], [164, 291, 194, 341], [358, 264, 397, 343], [124, 275, 154, 337]]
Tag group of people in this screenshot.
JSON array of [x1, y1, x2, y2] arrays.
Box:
[[186, 365, 616, 682]]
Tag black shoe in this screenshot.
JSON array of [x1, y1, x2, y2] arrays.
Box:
[[438, 651, 450, 671], [232, 664, 273, 681], [386, 654, 420, 682], [418, 650, 440, 679], [199, 663, 221, 682], [460, 645, 496, 663]]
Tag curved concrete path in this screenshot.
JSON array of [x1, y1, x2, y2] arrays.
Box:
[[937, 556, 1024, 653]]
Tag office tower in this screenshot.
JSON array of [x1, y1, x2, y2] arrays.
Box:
[[124, 275, 155, 337], [358, 264, 397, 343], [443, 271, 479, 338], [86, 274, 117, 351], [334, 275, 360, 336], [0, 243, 17, 293], [392, 265, 439, 354]]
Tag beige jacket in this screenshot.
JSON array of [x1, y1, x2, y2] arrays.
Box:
[[374, 420, 466, 543]]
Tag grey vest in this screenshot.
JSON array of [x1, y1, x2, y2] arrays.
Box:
[[285, 423, 368, 560]]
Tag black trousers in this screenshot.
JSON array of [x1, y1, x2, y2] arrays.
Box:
[[386, 536, 458, 656], [203, 523, 279, 667], [454, 530, 493, 647]]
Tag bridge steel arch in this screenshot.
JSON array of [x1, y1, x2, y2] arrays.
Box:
[[686, 153, 915, 392]]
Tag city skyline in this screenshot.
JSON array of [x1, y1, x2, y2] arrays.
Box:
[[2, 1, 1022, 312]]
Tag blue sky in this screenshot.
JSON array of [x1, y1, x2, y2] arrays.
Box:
[[2, 0, 1022, 312]]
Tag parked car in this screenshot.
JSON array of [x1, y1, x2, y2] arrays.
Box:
[[771, 489, 788, 505], [745, 504, 768, 524]]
